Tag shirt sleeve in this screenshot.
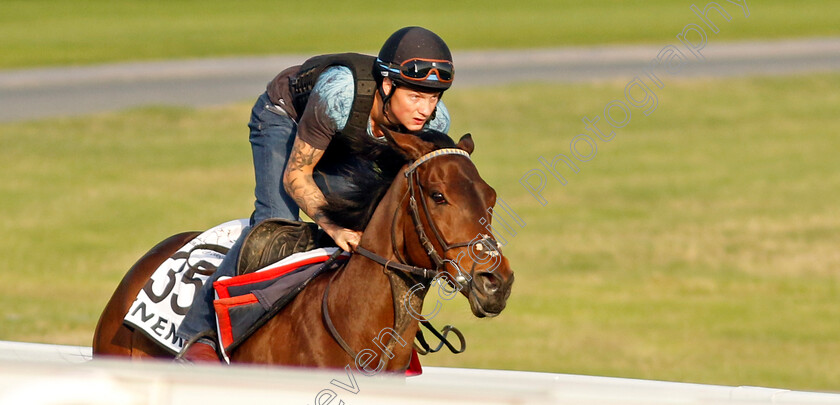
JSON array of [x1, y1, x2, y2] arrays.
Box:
[[425, 100, 451, 134], [295, 66, 354, 150]]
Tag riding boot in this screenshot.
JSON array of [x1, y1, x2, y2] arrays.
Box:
[[176, 337, 221, 364]]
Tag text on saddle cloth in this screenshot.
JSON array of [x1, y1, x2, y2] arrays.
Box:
[[124, 218, 339, 355], [124, 219, 248, 354]]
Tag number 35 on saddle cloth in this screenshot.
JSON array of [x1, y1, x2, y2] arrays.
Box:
[[123, 218, 344, 357]]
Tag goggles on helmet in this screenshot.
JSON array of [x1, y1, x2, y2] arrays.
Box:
[[379, 58, 454, 84]]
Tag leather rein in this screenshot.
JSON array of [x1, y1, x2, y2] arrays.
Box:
[[321, 148, 494, 367]]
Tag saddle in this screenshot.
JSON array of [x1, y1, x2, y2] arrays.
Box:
[[214, 218, 345, 359], [236, 218, 336, 275]]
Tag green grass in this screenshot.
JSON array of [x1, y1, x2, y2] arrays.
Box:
[[2, 73, 840, 392], [2, 0, 839, 68], [0, 105, 255, 344], [430, 74, 840, 391]]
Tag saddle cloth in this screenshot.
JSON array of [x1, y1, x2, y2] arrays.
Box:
[[214, 247, 349, 362], [123, 219, 346, 355], [215, 250, 424, 374], [123, 220, 424, 374], [124, 219, 249, 354]]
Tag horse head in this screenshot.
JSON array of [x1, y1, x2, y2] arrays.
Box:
[[384, 129, 515, 318]]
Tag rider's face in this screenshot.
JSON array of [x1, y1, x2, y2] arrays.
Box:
[[382, 79, 440, 132]]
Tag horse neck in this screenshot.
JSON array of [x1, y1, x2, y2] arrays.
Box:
[[327, 175, 425, 366]]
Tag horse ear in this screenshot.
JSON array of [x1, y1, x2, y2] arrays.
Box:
[[382, 127, 435, 160], [457, 133, 475, 155]]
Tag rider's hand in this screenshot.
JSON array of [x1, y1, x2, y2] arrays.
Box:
[[324, 225, 362, 252]]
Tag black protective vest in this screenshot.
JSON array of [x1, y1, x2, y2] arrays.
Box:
[[289, 53, 377, 144]]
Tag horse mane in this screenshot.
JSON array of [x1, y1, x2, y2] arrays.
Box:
[[320, 130, 458, 231]]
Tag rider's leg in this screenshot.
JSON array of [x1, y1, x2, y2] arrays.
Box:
[[249, 92, 300, 224], [176, 92, 300, 361], [176, 225, 249, 362]]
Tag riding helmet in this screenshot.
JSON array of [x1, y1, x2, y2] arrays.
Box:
[[376, 27, 454, 92]]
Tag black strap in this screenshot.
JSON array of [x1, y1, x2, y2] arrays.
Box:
[[322, 266, 358, 359], [322, 248, 420, 366], [414, 320, 466, 355], [407, 171, 446, 268], [354, 245, 439, 281], [343, 56, 376, 141], [289, 53, 377, 142]]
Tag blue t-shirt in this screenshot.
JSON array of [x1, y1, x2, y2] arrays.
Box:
[[296, 66, 450, 150]]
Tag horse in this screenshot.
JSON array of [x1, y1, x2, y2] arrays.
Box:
[[92, 129, 514, 372]]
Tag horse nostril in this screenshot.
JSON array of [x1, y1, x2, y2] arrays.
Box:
[[477, 272, 500, 295]]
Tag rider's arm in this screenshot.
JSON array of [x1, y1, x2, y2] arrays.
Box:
[[283, 137, 326, 222], [284, 67, 362, 251], [283, 137, 361, 251]]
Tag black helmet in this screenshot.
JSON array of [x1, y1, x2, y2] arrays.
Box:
[[376, 27, 454, 92]]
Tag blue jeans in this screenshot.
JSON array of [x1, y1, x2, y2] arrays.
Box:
[[177, 92, 299, 343], [250, 92, 301, 224], [176, 92, 355, 344]]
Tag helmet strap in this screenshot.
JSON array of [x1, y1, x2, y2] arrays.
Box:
[[429, 91, 443, 121], [378, 82, 401, 129]]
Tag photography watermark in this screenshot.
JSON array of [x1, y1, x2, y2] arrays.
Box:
[[306, 2, 752, 403], [403, 197, 523, 321], [520, 0, 750, 206], [303, 192, 525, 405]]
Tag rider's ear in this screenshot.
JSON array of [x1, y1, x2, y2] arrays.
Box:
[[383, 127, 435, 160], [456, 133, 474, 155], [381, 77, 394, 94]]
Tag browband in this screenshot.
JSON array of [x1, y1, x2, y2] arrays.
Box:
[[404, 148, 471, 176]]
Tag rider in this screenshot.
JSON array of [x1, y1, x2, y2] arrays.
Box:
[[176, 26, 456, 362]]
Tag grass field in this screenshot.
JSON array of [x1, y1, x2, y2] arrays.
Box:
[[2, 72, 839, 391], [2, 0, 840, 68]]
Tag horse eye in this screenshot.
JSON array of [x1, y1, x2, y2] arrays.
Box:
[[431, 192, 447, 204]]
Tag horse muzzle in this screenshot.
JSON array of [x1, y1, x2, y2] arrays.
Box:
[[467, 270, 514, 318]]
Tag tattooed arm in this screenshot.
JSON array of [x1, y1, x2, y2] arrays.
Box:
[[283, 137, 362, 251]]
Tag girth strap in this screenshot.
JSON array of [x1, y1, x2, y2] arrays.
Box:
[[321, 253, 420, 370], [321, 147, 479, 368], [321, 269, 357, 359]]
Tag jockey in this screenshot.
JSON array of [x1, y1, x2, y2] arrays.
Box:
[[176, 26, 455, 362]]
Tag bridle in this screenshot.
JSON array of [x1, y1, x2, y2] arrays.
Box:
[[361, 147, 499, 286], [321, 147, 499, 366]]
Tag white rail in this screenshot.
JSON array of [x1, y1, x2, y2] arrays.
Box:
[[0, 341, 837, 405]]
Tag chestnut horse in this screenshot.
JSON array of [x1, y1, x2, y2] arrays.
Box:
[[93, 130, 514, 372]]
